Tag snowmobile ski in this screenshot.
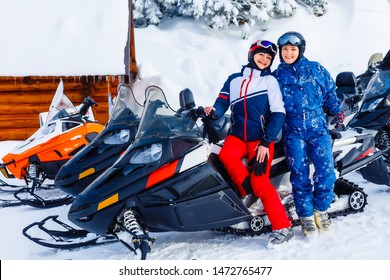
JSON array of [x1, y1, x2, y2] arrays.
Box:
[[13, 186, 74, 208], [0, 179, 26, 207], [22, 215, 118, 249], [0, 182, 73, 208], [0, 197, 24, 208], [0, 178, 21, 190]]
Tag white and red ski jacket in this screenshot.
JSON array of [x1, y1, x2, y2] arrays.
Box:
[[213, 65, 285, 144]]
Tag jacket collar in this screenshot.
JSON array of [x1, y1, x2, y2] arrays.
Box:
[[242, 64, 271, 77]]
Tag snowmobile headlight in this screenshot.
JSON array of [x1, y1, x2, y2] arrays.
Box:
[[103, 129, 131, 144], [367, 99, 381, 111], [41, 123, 56, 135], [129, 143, 162, 164]]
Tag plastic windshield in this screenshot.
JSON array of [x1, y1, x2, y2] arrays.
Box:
[[45, 80, 78, 123], [135, 86, 202, 141], [110, 84, 143, 124], [361, 69, 390, 112]]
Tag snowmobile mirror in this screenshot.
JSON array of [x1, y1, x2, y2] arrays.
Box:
[[79, 96, 98, 116], [179, 88, 195, 110]]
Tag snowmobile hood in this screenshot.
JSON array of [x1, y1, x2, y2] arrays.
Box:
[[7, 118, 84, 156], [54, 84, 143, 196], [360, 69, 390, 113], [4, 80, 94, 157], [69, 101, 206, 208], [68, 86, 207, 233]]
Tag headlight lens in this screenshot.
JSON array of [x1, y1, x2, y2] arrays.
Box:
[[41, 122, 56, 135], [129, 143, 162, 164], [103, 129, 131, 144], [367, 99, 381, 111]]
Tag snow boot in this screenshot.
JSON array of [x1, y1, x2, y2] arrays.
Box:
[[314, 210, 332, 232], [300, 216, 318, 238], [267, 227, 294, 248]]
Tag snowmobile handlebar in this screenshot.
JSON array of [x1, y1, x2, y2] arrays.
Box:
[[178, 106, 206, 120], [181, 106, 222, 144]]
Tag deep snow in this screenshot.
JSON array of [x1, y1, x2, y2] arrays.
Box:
[[1, 0, 390, 279]]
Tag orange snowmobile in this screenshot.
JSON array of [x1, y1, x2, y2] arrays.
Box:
[[0, 80, 104, 207]]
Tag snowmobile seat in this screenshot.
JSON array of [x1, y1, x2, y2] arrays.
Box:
[[335, 72, 362, 105]]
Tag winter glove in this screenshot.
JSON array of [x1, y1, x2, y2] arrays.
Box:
[[331, 110, 346, 129], [248, 143, 269, 176], [202, 116, 220, 144], [248, 154, 268, 176]]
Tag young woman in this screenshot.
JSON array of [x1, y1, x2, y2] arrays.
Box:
[[273, 31, 345, 237], [204, 40, 293, 247]]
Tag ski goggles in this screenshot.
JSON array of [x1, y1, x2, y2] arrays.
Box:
[[250, 40, 277, 55], [277, 33, 303, 46]]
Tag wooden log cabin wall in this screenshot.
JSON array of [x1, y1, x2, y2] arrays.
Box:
[[0, 75, 128, 141]]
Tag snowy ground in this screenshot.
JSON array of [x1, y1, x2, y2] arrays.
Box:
[[1, 0, 390, 279]]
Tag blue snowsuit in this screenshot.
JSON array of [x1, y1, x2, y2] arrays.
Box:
[[273, 57, 343, 218]]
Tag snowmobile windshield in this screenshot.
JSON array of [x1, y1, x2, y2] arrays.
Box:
[[135, 86, 202, 141], [110, 84, 143, 124], [361, 69, 390, 112], [45, 80, 78, 123]]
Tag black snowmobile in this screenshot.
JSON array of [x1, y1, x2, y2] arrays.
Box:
[[335, 50, 390, 185], [54, 83, 143, 196], [330, 51, 385, 129], [25, 85, 380, 260], [348, 50, 390, 147]]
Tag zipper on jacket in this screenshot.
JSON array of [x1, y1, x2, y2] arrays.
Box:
[[240, 69, 253, 142]]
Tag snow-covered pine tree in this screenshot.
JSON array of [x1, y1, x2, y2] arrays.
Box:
[[177, 0, 206, 19], [232, 0, 270, 26], [272, 0, 297, 18], [133, 0, 163, 27], [131, 0, 329, 30], [203, 0, 238, 29], [299, 0, 328, 16]]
